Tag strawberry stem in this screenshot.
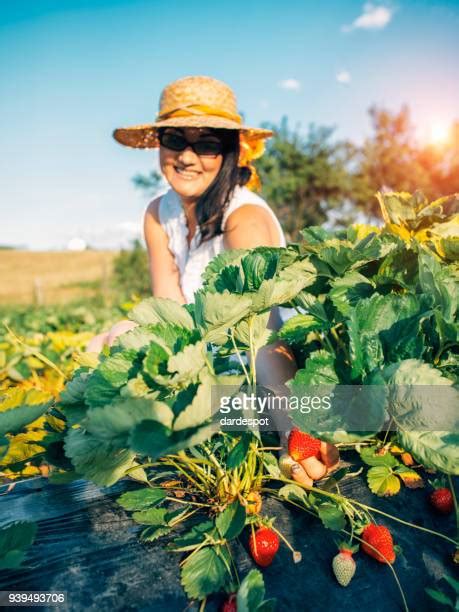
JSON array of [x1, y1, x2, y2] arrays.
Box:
[[349, 531, 409, 612], [266, 475, 458, 547], [447, 474, 459, 544], [230, 328, 251, 386], [250, 522, 258, 557], [353, 501, 458, 547], [226, 541, 240, 587], [269, 524, 295, 553]]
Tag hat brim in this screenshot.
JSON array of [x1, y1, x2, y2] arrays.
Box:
[[113, 116, 273, 149]]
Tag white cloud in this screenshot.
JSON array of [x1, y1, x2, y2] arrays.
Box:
[[115, 221, 142, 234], [342, 3, 393, 32], [336, 70, 351, 84], [278, 78, 301, 91]]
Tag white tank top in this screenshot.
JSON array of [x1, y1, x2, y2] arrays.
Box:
[[157, 185, 287, 304]]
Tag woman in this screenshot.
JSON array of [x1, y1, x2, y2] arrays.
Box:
[[88, 75, 339, 485]]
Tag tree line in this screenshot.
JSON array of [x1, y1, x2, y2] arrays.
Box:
[[133, 106, 459, 240], [117, 105, 458, 297]]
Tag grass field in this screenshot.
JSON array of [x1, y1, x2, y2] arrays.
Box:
[[0, 250, 118, 305]]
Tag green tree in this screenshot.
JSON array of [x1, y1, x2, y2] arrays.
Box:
[[112, 239, 151, 298], [132, 170, 164, 198], [256, 118, 366, 239]]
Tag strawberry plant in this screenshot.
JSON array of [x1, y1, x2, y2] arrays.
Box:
[[0, 190, 457, 608]]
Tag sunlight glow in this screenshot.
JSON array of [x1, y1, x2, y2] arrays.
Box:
[[429, 122, 450, 145]]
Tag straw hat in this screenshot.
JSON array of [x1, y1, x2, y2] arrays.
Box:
[[113, 75, 273, 149]]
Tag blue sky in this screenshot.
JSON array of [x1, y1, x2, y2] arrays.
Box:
[[1, 0, 458, 250]]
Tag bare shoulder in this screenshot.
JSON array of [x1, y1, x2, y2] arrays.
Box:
[[224, 204, 281, 249], [143, 195, 185, 303], [144, 196, 162, 223], [143, 195, 171, 248]]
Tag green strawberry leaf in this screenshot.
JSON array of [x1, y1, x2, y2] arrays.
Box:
[[129, 419, 213, 460], [237, 569, 266, 612], [316, 502, 346, 531], [276, 314, 323, 345], [262, 452, 282, 478], [418, 249, 456, 322], [278, 484, 309, 507], [380, 360, 459, 474], [85, 398, 174, 447], [139, 525, 171, 542], [155, 341, 207, 387], [172, 520, 216, 551], [128, 297, 194, 329], [329, 271, 375, 316], [425, 588, 455, 608], [233, 312, 271, 353], [226, 433, 252, 469], [289, 350, 339, 386], [143, 342, 170, 379], [117, 487, 166, 511], [0, 402, 51, 437], [367, 466, 401, 496], [194, 290, 253, 344], [131, 507, 168, 526], [201, 248, 247, 289], [173, 378, 212, 431], [64, 428, 135, 486], [396, 430, 459, 475], [0, 521, 37, 570], [0, 436, 10, 462], [181, 545, 229, 600], [216, 500, 246, 540], [251, 259, 317, 311], [59, 372, 90, 406], [360, 446, 399, 468], [84, 349, 140, 408]]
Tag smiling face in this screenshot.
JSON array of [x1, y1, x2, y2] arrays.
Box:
[[159, 127, 224, 204]]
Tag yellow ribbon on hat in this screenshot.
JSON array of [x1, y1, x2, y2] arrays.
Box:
[[157, 104, 243, 124], [157, 105, 265, 191]]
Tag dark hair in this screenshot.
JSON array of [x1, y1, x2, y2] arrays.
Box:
[[158, 127, 252, 245]]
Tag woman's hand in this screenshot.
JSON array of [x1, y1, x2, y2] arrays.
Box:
[[85, 319, 138, 354], [279, 433, 340, 487], [263, 382, 340, 487]]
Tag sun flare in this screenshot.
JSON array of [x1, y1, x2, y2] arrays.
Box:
[[429, 122, 450, 145]]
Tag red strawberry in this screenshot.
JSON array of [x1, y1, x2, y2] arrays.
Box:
[[249, 526, 280, 567], [430, 488, 454, 515], [361, 524, 396, 564], [332, 544, 357, 587], [221, 594, 237, 612], [288, 428, 321, 462]]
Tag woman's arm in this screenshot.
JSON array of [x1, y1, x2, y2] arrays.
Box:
[[224, 205, 339, 484], [86, 197, 186, 352], [144, 197, 187, 304], [223, 204, 298, 388]]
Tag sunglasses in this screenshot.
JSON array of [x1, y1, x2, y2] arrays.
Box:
[[158, 131, 223, 157]]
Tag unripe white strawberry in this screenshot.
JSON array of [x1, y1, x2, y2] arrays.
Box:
[[332, 548, 356, 587], [278, 453, 294, 478]]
